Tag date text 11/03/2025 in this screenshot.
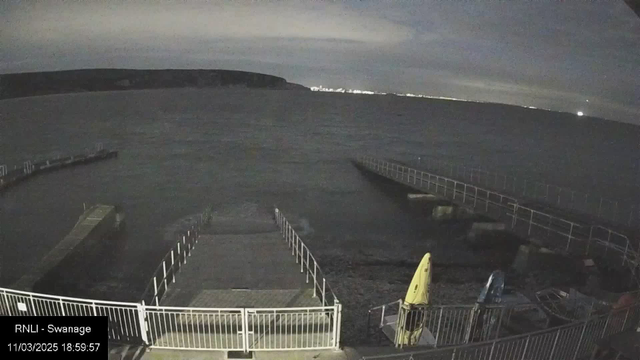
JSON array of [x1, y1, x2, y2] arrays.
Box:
[[2, 316, 108, 358], [7, 342, 101, 353]]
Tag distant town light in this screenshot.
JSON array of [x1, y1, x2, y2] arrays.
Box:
[[577, 111, 584, 116]]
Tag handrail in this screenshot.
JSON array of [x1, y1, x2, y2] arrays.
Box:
[[139, 212, 207, 306], [0, 286, 139, 307], [358, 155, 639, 270], [361, 300, 640, 359], [411, 154, 640, 230], [273, 207, 339, 307]]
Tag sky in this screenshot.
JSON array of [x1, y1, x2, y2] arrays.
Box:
[[1, 0, 639, 125]]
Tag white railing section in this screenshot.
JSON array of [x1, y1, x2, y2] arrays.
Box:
[[0, 143, 113, 189], [412, 155, 640, 229], [358, 155, 519, 224], [0, 285, 342, 351], [508, 203, 639, 270], [274, 207, 340, 308], [0, 286, 147, 345], [361, 301, 640, 360], [143, 304, 340, 351], [368, 300, 548, 349], [357, 155, 639, 270], [140, 215, 204, 306]]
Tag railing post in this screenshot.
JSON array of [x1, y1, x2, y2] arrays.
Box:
[[567, 223, 574, 252], [3, 291, 14, 315], [242, 308, 250, 353], [59, 298, 65, 316], [137, 302, 149, 345], [487, 341, 496, 360], [474, 187, 478, 208], [601, 311, 611, 337], [182, 236, 187, 264], [162, 260, 168, 290], [171, 250, 176, 283], [306, 251, 310, 283], [453, 180, 457, 200], [322, 278, 326, 306], [333, 301, 342, 350], [528, 210, 534, 235], [520, 335, 531, 360], [29, 294, 37, 315], [92, 301, 97, 316], [434, 307, 443, 347], [153, 277, 159, 306], [463, 184, 467, 203], [572, 321, 588, 360], [313, 263, 318, 297], [548, 329, 561, 359], [587, 226, 594, 256], [622, 307, 630, 330]]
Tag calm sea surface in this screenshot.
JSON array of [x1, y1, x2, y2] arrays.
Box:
[[1, 88, 638, 301]]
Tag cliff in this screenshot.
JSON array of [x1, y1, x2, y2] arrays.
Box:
[[0, 69, 309, 99]]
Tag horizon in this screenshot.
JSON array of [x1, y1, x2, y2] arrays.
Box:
[[1, 1, 639, 124], [1, 66, 636, 127]]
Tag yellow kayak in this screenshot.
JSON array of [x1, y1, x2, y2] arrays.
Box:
[[397, 253, 432, 346]]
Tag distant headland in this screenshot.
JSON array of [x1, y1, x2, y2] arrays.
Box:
[[0, 69, 309, 99]]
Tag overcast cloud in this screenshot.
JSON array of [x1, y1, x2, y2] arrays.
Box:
[[1, 0, 639, 124]]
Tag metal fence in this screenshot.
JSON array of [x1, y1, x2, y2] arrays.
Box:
[[0, 286, 147, 345], [509, 203, 639, 271], [0, 143, 115, 191], [274, 207, 340, 308], [357, 155, 639, 270], [143, 304, 341, 351], [362, 301, 640, 360], [411, 155, 640, 229], [140, 217, 203, 306], [358, 155, 521, 226], [0, 285, 342, 351], [367, 300, 549, 349]]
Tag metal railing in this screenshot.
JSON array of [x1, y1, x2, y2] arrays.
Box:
[[140, 216, 204, 306], [0, 143, 116, 190], [362, 301, 640, 360], [358, 155, 519, 225], [0, 286, 147, 345], [357, 155, 639, 270], [367, 300, 548, 349], [274, 207, 339, 308], [143, 304, 341, 351], [412, 155, 640, 229], [0, 285, 342, 351], [509, 203, 639, 270]]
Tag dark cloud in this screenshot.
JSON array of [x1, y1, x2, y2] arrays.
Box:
[[1, 0, 638, 124]]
